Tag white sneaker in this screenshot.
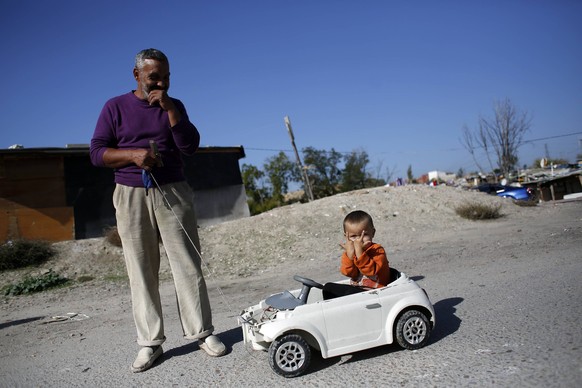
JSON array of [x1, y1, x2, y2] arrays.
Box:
[[131, 346, 163, 373], [198, 335, 226, 357]]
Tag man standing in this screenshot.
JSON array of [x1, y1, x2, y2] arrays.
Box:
[[90, 48, 226, 373]]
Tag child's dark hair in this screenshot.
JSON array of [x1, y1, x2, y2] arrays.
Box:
[[343, 210, 375, 231]]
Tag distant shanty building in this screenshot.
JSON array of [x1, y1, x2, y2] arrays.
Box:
[[521, 170, 582, 201], [416, 170, 456, 184], [427, 170, 456, 183], [0, 145, 249, 243]]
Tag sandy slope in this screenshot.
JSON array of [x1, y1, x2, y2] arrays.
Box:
[[1, 184, 526, 289]]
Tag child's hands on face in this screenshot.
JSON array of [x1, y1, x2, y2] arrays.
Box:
[[340, 237, 355, 260], [341, 223, 374, 260], [352, 230, 372, 256]]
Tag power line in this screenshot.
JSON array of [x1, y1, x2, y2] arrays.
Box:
[[245, 147, 293, 153], [245, 131, 582, 156], [245, 147, 355, 156], [523, 131, 582, 144]]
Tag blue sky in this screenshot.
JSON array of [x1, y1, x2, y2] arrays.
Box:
[[1, 0, 581, 180]]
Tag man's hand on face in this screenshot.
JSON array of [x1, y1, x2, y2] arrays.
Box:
[[147, 89, 175, 112]]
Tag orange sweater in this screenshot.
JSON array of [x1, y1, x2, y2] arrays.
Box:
[[340, 243, 390, 288]]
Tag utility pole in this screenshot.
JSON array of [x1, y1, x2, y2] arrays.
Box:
[[284, 116, 314, 201]]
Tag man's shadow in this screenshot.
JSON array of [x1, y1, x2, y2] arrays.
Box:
[[0, 316, 44, 330]]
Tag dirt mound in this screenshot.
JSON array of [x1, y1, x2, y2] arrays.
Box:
[[1, 184, 522, 289]]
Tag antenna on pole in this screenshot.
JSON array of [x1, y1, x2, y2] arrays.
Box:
[[284, 116, 314, 201]]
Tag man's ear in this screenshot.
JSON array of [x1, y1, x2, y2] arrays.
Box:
[[133, 67, 139, 81]]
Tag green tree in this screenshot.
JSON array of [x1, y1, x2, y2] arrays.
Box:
[[242, 164, 265, 196], [406, 165, 414, 182], [242, 148, 391, 214], [263, 152, 297, 204], [342, 150, 369, 192], [341, 150, 386, 191], [302, 147, 343, 199], [241, 163, 271, 215]]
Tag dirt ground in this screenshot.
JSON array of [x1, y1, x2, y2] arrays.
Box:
[[1, 184, 581, 387], [0, 184, 536, 289], [0, 184, 562, 311]]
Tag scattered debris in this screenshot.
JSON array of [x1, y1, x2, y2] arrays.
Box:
[[41, 312, 90, 324]]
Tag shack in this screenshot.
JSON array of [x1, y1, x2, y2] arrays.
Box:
[[521, 170, 582, 201], [0, 146, 249, 242]]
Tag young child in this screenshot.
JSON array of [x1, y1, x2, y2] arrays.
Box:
[[323, 210, 390, 299]]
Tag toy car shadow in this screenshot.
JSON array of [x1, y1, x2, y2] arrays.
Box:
[[238, 268, 436, 378]]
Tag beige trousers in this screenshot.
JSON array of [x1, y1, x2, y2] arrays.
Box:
[[114, 182, 213, 346]]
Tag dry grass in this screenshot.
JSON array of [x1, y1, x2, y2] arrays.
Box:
[[512, 199, 538, 207], [104, 226, 122, 247], [0, 240, 55, 271], [455, 202, 503, 220]]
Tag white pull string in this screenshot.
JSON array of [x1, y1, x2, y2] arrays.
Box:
[[149, 172, 266, 362], [148, 172, 236, 316]]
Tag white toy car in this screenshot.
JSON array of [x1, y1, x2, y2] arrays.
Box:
[[238, 268, 435, 377]]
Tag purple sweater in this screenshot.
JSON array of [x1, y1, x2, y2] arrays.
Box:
[[90, 91, 200, 187]]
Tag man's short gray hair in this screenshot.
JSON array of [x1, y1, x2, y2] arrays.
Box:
[[135, 48, 168, 70]]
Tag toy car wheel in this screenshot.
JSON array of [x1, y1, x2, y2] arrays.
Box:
[[395, 309, 431, 350], [269, 334, 311, 378]]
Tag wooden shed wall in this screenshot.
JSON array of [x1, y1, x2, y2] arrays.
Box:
[[1, 146, 247, 243], [538, 174, 582, 201], [0, 154, 74, 241]]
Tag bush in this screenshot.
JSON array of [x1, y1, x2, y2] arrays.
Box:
[[3, 270, 69, 296], [104, 226, 122, 247], [455, 202, 502, 220], [0, 240, 55, 271], [513, 199, 538, 207]]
